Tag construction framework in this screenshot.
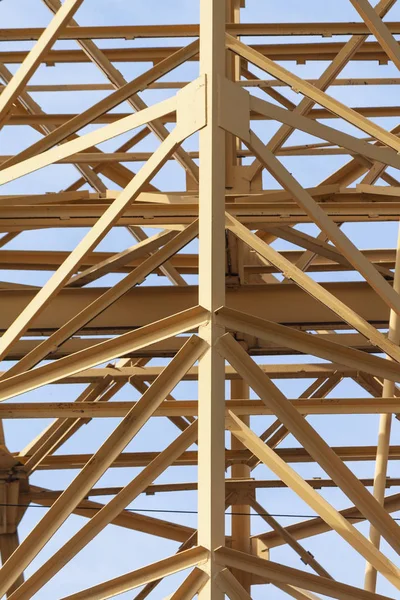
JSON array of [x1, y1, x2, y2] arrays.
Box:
[[1, 0, 400, 598]]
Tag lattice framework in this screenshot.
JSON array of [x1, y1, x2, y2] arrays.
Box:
[[1, 0, 400, 598]]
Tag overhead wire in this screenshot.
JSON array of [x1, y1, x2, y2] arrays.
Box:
[[2, 502, 400, 521]]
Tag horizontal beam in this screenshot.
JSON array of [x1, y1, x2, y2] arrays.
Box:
[[6, 201, 400, 219], [4, 78, 400, 92], [5, 106, 400, 127], [30, 478, 400, 498], [25, 445, 400, 469], [1, 202, 400, 229], [5, 147, 400, 161], [0, 247, 395, 274], [0, 282, 391, 335], [3, 332, 381, 360], [2, 398, 400, 418], [0, 42, 398, 65], [0, 363, 367, 383], [0, 148, 377, 161], [5, 23, 400, 40]]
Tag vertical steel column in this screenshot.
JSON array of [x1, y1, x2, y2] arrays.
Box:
[[198, 0, 226, 598], [225, 3, 252, 587], [364, 224, 400, 592], [225, 0, 241, 188], [230, 377, 252, 593]]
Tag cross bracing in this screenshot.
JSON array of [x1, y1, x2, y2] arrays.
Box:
[[1, 0, 400, 598]]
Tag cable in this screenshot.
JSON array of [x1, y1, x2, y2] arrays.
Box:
[[2, 501, 400, 521]]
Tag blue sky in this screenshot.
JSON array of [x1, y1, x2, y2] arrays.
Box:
[[1, 1, 400, 598]]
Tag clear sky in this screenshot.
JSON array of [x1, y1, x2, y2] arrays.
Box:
[[0, 1, 400, 598]]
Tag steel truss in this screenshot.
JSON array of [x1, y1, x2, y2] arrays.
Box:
[[0, 0, 400, 598]]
